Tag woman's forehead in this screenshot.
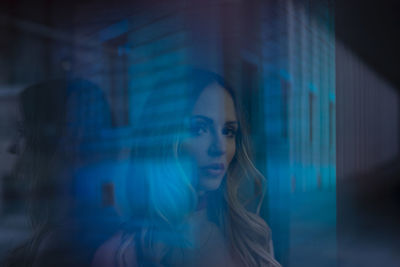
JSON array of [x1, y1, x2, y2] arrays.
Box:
[[191, 83, 237, 122]]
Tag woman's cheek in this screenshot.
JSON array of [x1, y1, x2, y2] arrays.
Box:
[[227, 140, 236, 164], [190, 140, 207, 162], [180, 138, 205, 162]]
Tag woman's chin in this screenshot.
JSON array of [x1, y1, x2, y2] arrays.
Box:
[[198, 175, 224, 192]]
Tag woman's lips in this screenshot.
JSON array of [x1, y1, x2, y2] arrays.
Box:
[[200, 163, 225, 176]]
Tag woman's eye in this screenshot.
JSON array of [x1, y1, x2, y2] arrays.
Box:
[[223, 127, 237, 138], [190, 123, 208, 136]]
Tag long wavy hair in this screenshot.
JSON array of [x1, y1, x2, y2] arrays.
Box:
[[120, 69, 281, 267]]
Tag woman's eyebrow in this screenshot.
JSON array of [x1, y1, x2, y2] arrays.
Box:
[[191, 115, 238, 127], [225, 121, 238, 126], [191, 115, 213, 124]]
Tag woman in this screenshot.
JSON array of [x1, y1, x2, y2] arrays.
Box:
[[5, 79, 111, 267], [93, 70, 281, 267]]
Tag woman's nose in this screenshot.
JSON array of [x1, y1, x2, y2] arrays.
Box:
[[208, 133, 226, 157], [7, 142, 18, 154], [8, 135, 23, 155]]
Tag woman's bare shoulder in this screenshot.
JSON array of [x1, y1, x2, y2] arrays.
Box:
[[92, 232, 137, 267]]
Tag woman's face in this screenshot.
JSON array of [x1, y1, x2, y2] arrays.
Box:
[[1, 99, 25, 179], [180, 83, 238, 194]]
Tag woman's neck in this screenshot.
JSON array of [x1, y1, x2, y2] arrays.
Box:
[[185, 192, 213, 240], [196, 191, 210, 211]]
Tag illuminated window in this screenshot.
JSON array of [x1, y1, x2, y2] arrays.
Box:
[[280, 78, 290, 139], [309, 91, 315, 143]]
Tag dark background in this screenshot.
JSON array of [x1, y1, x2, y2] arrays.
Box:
[[336, 0, 400, 89]]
